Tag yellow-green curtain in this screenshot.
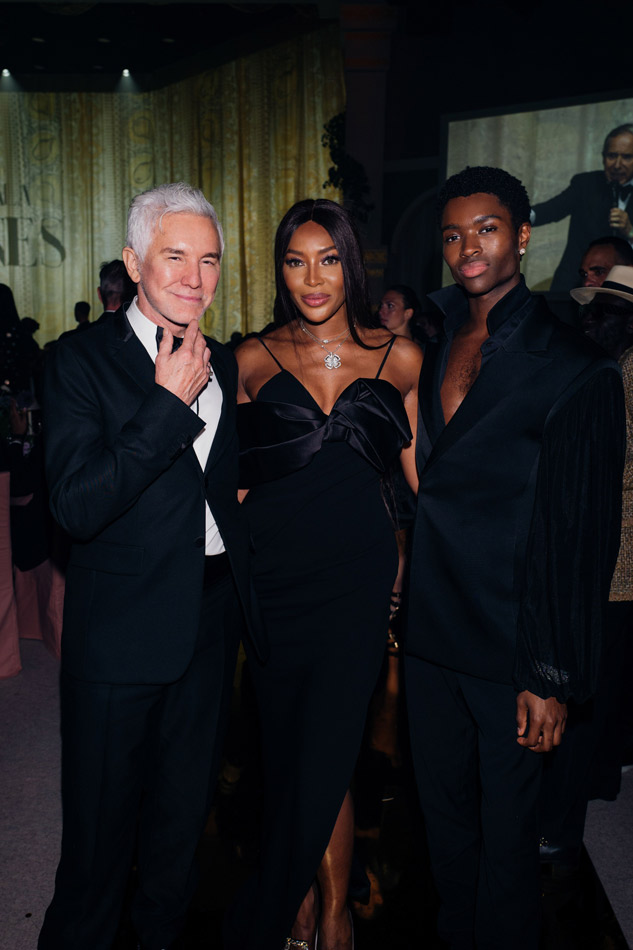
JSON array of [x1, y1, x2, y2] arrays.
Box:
[[0, 24, 344, 342]]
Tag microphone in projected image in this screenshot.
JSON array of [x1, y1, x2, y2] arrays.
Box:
[[612, 181, 620, 235]]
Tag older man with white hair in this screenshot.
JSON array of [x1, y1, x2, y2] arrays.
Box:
[[39, 182, 266, 950]]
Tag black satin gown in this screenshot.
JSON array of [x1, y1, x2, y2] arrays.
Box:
[[225, 336, 411, 950]]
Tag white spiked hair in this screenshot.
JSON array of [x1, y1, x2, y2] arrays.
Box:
[[125, 182, 224, 262]]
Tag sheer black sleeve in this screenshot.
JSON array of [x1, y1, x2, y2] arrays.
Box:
[[513, 368, 625, 702]]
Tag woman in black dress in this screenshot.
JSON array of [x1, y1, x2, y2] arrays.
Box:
[[228, 200, 422, 950]]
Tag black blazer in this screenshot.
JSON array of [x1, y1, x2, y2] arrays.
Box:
[[44, 307, 267, 684], [532, 170, 621, 292], [407, 280, 623, 700]]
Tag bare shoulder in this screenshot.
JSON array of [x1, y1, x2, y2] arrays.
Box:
[[390, 335, 424, 378], [392, 335, 424, 363], [372, 335, 422, 400], [235, 337, 270, 391], [235, 335, 263, 363], [236, 330, 290, 401]]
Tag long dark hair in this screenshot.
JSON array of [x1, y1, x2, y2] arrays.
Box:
[[273, 199, 374, 345]]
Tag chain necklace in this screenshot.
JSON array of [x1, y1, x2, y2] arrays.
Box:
[[298, 319, 353, 370]]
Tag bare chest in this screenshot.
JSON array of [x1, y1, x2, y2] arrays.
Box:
[[440, 335, 484, 425]]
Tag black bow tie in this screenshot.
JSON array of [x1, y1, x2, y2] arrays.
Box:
[[156, 327, 183, 353]]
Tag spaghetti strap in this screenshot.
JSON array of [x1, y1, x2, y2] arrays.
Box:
[[375, 336, 397, 379], [257, 335, 284, 370]]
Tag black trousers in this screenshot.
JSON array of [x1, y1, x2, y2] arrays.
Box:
[[405, 656, 543, 950], [39, 573, 240, 950]]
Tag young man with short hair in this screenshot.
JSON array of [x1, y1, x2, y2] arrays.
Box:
[[406, 165, 625, 949]]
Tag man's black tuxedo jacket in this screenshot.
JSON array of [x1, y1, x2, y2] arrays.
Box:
[[407, 280, 624, 703], [44, 307, 266, 684], [532, 170, 624, 292]]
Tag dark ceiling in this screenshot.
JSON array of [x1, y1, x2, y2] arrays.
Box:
[[0, 1, 327, 90], [4, 0, 633, 160]]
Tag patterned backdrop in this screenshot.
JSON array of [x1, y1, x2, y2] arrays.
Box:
[[0, 25, 344, 342]]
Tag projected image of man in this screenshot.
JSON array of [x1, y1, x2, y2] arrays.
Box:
[[532, 123, 633, 292]]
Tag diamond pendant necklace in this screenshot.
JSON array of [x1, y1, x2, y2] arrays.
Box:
[[298, 319, 353, 370]]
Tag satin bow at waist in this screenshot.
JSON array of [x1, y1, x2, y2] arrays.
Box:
[[238, 377, 412, 489]]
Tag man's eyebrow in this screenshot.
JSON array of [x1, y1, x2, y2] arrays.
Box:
[[160, 246, 219, 258], [441, 214, 502, 232], [285, 244, 337, 255]]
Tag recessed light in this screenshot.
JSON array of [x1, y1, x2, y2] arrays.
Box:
[[2, 68, 10, 78], [122, 68, 130, 78]]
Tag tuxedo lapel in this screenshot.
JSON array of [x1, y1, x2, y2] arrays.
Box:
[[416, 340, 443, 471], [204, 341, 232, 474], [419, 340, 443, 443], [104, 314, 233, 476], [107, 308, 156, 393], [106, 309, 210, 481], [423, 350, 553, 471], [421, 298, 555, 473]]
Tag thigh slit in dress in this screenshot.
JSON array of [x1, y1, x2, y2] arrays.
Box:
[[227, 336, 411, 950]]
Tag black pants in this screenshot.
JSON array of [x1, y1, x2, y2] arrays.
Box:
[[405, 656, 542, 950], [39, 574, 240, 950]]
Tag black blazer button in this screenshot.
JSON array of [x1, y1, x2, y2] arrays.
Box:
[[194, 536, 204, 547]]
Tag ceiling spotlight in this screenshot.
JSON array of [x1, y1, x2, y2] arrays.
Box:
[[122, 68, 130, 78], [2, 69, 10, 78]]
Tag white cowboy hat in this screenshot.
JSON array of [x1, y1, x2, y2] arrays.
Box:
[[570, 265, 633, 305]]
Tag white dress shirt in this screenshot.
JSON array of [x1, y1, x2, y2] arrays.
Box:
[[126, 297, 225, 554]]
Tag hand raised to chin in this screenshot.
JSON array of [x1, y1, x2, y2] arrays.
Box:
[[155, 319, 211, 405]]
